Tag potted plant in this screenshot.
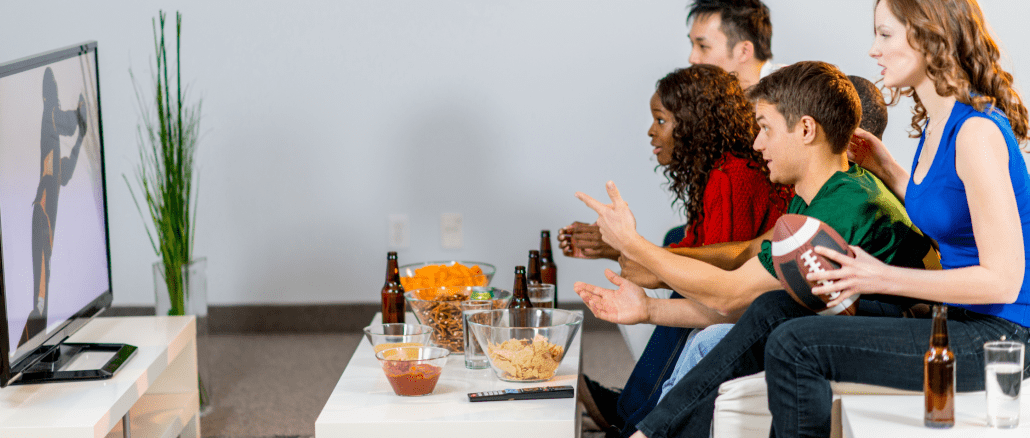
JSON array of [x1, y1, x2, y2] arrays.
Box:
[[127, 10, 210, 413]]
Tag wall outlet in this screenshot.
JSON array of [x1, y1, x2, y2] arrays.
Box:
[[388, 214, 409, 248], [440, 213, 463, 249]]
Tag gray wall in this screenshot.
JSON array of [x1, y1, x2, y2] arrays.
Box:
[[1, 1, 1027, 306]]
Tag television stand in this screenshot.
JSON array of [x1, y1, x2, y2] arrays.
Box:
[[0, 316, 200, 438], [13, 342, 137, 385]]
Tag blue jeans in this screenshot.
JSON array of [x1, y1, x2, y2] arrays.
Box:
[[658, 324, 734, 402], [635, 290, 1030, 438]]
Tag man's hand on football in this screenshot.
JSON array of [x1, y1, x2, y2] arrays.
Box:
[[808, 245, 889, 308]]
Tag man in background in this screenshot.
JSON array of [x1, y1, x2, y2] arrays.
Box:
[[686, 0, 774, 90]]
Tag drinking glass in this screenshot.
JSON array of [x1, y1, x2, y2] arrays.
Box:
[[984, 340, 1025, 428], [528, 284, 555, 309], [461, 300, 492, 369]]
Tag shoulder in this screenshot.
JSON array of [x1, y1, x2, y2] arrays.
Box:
[[810, 167, 905, 217]]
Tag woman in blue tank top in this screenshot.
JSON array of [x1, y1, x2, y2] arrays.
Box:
[[780, 0, 1030, 435]]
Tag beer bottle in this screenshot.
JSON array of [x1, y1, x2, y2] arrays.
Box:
[[540, 230, 558, 308], [527, 250, 542, 286], [509, 266, 534, 310], [924, 304, 955, 428], [381, 252, 406, 324]]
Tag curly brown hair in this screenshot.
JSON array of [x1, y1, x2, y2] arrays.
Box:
[[656, 64, 776, 230], [877, 0, 1029, 145]]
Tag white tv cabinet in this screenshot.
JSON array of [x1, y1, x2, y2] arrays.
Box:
[[0, 316, 200, 438]]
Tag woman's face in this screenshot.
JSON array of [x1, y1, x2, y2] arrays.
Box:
[[648, 92, 677, 166], [869, 1, 928, 89]]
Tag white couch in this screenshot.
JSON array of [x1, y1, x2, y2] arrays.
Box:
[[713, 372, 919, 438]]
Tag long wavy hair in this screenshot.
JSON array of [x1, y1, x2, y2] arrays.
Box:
[[656, 64, 775, 229], [877, 0, 1029, 145]]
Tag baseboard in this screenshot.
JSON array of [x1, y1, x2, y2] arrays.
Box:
[[104, 302, 615, 334]]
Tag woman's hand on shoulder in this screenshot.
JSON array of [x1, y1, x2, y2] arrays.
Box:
[[850, 128, 908, 199]]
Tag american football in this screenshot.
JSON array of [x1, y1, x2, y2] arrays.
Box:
[[771, 214, 859, 316]]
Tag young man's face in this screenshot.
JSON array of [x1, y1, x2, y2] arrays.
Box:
[[688, 13, 739, 74], [753, 101, 804, 185]]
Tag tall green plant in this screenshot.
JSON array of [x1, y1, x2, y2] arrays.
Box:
[[127, 10, 201, 316]]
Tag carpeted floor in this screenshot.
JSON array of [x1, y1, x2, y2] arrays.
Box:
[[197, 328, 635, 437]]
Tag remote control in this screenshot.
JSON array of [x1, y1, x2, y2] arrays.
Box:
[[468, 385, 575, 402]]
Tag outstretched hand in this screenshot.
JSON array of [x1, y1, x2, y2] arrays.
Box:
[[807, 245, 891, 308], [574, 269, 650, 325], [575, 181, 638, 254]]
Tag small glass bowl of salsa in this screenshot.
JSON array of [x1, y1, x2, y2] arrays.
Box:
[[375, 346, 449, 396]]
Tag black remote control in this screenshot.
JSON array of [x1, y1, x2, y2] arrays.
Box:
[[468, 385, 575, 402]]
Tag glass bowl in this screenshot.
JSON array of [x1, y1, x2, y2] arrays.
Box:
[[376, 346, 450, 396], [398, 260, 496, 290], [404, 287, 512, 353], [467, 308, 583, 383], [362, 323, 433, 354]]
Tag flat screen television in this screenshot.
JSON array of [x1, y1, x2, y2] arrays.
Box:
[[0, 41, 134, 388]]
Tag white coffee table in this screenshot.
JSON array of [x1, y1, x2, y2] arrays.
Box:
[[841, 392, 1030, 437], [315, 312, 583, 438]]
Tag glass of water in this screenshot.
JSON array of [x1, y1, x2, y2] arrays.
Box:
[[984, 340, 1025, 428], [461, 300, 492, 369], [528, 284, 555, 308]]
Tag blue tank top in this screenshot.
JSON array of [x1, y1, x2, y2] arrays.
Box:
[[906, 101, 1030, 327]]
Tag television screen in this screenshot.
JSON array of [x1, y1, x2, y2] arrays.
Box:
[[0, 41, 112, 386]]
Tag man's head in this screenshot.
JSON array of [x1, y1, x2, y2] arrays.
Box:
[[747, 61, 861, 184], [847, 75, 888, 139], [687, 0, 772, 74]]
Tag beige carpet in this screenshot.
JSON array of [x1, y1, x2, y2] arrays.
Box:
[[198, 328, 635, 437]]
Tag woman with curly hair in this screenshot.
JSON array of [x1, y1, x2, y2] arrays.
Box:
[[570, 64, 791, 437], [560, 65, 790, 256], [618, 1, 1030, 437]]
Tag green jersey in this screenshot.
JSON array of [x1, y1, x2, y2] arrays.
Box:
[[758, 164, 937, 278]]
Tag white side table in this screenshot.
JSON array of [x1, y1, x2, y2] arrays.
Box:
[[841, 392, 1030, 437], [316, 312, 583, 438], [0, 316, 200, 438]]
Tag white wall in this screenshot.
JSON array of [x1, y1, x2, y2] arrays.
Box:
[[1, 1, 1027, 306]]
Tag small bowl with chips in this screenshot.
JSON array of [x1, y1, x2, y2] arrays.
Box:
[[404, 287, 512, 353], [362, 323, 434, 355], [398, 260, 497, 290], [376, 346, 450, 396], [466, 308, 583, 383]]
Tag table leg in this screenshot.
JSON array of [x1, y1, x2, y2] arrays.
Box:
[[123, 412, 131, 438]]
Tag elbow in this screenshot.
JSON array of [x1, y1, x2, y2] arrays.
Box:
[[710, 297, 745, 317]]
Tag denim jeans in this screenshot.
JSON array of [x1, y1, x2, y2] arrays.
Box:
[[658, 324, 734, 402], [765, 302, 1030, 437], [635, 290, 1030, 438]]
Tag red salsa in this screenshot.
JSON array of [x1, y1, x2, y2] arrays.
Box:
[[383, 362, 443, 396]]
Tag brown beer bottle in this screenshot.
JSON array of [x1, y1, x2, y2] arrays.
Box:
[[508, 266, 534, 310], [527, 250, 542, 286], [381, 252, 406, 324], [540, 230, 558, 308], [924, 304, 955, 428]]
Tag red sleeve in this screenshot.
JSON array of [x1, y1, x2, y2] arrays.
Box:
[[667, 155, 791, 248]]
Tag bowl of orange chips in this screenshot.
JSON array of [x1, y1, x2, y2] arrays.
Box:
[[398, 261, 495, 290]]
